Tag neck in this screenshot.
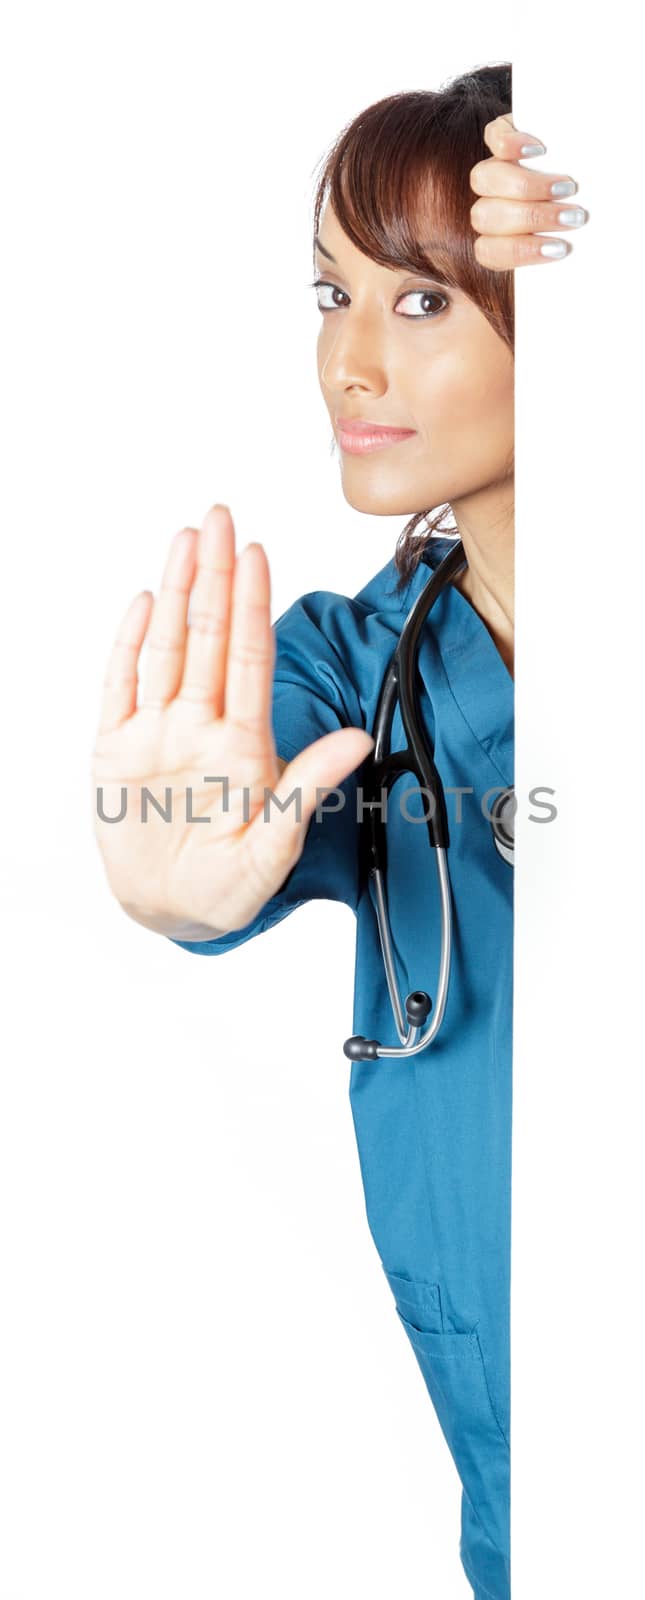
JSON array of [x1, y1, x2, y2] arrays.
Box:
[[449, 479, 515, 681]]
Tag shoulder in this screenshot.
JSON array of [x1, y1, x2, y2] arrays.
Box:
[[275, 537, 460, 649], [270, 555, 409, 728], [273, 553, 408, 649]]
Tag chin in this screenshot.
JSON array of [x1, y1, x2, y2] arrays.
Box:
[[339, 473, 417, 518]]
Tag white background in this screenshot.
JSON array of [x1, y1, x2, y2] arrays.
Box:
[[1, 4, 643, 1597]]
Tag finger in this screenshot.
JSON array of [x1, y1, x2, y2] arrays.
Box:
[[140, 527, 198, 710], [97, 590, 154, 735], [470, 155, 579, 203], [482, 112, 547, 162], [178, 504, 236, 721], [471, 194, 589, 237], [473, 232, 573, 270], [224, 542, 275, 745]]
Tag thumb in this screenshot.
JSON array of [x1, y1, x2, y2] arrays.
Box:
[[286, 727, 375, 824], [249, 726, 374, 876]]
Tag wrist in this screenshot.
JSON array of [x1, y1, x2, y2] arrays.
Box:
[[119, 900, 226, 941]]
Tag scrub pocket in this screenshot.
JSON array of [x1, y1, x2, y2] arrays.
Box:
[[383, 1267, 510, 1563]]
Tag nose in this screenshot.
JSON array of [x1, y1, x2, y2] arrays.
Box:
[[319, 308, 388, 399]]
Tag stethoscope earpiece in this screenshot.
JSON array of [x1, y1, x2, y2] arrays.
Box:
[[405, 990, 432, 1027]]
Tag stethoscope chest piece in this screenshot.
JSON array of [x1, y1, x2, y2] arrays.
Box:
[[490, 786, 515, 866]]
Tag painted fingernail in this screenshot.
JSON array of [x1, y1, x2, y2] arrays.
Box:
[[540, 241, 569, 258], [557, 206, 587, 227], [551, 179, 577, 197], [520, 141, 546, 157]]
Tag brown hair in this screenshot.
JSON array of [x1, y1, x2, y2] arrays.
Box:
[[311, 63, 514, 593]]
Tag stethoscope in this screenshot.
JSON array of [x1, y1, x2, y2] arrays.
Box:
[[343, 538, 514, 1064]]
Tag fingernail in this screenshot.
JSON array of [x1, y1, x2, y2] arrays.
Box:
[[557, 206, 587, 227], [551, 179, 577, 197], [540, 241, 569, 258], [520, 141, 546, 157]]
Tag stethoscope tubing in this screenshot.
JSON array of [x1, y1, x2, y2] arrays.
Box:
[[343, 539, 481, 1064]]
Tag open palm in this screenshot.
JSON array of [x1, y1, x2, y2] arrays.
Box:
[[91, 505, 373, 939]]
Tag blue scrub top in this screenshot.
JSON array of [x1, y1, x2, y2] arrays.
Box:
[[170, 535, 514, 1600]]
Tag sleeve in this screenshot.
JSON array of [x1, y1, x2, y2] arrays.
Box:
[[167, 589, 368, 957]]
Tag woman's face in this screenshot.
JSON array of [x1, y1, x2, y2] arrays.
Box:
[[315, 200, 514, 518]]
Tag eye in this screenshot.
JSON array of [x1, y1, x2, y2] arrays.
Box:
[[308, 279, 449, 319], [394, 288, 449, 319], [309, 279, 350, 313]]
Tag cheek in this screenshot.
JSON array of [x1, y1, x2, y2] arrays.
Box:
[[316, 324, 329, 386], [415, 348, 513, 438]]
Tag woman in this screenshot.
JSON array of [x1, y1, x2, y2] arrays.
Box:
[[92, 64, 588, 1600]]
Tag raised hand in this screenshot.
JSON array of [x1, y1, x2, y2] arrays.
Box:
[[469, 113, 589, 269], [91, 505, 374, 940]]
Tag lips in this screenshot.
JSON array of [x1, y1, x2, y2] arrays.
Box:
[[336, 417, 417, 455], [337, 417, 416, 437]]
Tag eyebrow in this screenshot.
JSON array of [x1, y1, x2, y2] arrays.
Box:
[[314, 232, 455, 292], [314, 234, 336, 263]]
